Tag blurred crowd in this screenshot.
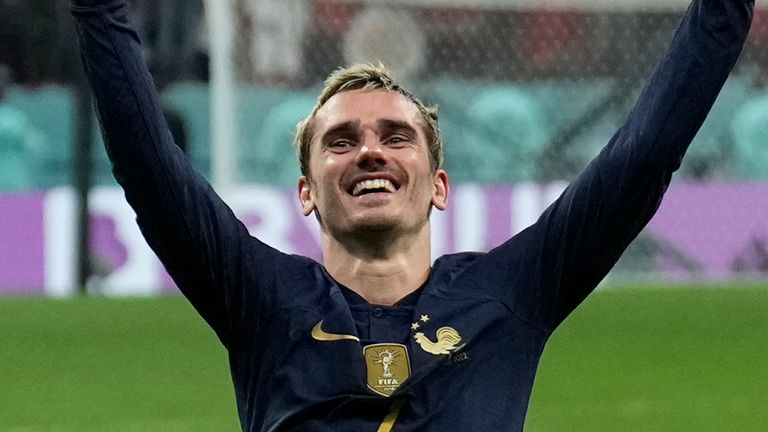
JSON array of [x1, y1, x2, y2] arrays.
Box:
[[4, 0, 768, 87]]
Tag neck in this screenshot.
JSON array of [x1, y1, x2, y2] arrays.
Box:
[[322, 223, 432, 306]]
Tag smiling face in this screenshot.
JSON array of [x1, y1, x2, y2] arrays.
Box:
[[298, 88, 448, 239]]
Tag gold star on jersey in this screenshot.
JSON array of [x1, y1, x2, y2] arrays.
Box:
[[412, 313, 465, 356]]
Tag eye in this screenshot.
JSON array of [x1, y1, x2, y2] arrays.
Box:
[[329, 139, 354, 150], [386, 135, 410, 147]]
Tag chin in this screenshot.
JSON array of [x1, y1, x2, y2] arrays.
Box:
[[349, 214, 402, 233]]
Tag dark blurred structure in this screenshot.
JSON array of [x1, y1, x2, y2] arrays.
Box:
[[0, 0, 206, 87], [0, 0, 78, 85]]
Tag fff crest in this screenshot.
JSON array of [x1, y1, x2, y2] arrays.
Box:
[[363, 343, 411, 397], [411, 314, 465, 357]]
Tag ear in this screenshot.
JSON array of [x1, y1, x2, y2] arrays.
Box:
[[431, 169, 449, 211], [298, 175, 316, 216]]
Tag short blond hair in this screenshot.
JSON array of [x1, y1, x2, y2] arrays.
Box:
[[294, 63, 442, 177]]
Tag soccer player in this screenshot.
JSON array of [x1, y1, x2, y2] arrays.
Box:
[[71, 0, 754, 430]]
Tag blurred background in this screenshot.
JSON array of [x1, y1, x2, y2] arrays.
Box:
[[1, 0, 768, 431], [4, 0, 768, 296]]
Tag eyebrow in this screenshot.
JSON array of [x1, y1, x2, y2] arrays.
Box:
[[322, 120, 360, 139], [377, 119, 418, 137], [319, 118, 419, 144]]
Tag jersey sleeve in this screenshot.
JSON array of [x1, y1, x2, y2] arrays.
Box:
[[71, 0, 286, 346], [479, 0, 754, 331]]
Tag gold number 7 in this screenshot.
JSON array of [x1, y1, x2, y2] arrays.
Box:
[[376, 399, 405, 432]]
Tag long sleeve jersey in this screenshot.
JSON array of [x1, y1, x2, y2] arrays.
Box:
[[72, 0, 753, 430]]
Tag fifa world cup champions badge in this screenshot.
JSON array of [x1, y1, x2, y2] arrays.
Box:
[[363, 344, 411, 397]]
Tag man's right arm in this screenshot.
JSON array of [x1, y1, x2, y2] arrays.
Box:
[[71, 0, 280, 345]]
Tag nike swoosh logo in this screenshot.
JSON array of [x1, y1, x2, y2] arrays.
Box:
[[311, 320, 360, 342]]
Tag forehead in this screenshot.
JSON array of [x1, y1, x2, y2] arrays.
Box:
[[313, 89, 424, 136]]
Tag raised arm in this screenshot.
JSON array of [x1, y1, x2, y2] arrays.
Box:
[[481, 0, 754, 331], [71, 0, 281, 345]]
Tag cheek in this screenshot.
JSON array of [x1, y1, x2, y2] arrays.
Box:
[[311, 172, 344, 206], [307, 158, 336, 186], [316, 153, 347, 176]]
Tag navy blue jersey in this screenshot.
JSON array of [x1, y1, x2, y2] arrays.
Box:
[[72, 0, 753, 430]]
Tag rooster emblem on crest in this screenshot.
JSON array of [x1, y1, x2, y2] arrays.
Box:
[[414, 326, 464, 355]]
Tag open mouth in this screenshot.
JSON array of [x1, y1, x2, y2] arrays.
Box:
[[350, 179, 398, 196]]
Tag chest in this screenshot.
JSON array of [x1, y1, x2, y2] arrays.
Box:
[[262, 296, 547, 402]]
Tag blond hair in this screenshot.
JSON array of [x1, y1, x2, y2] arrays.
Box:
[[294, 63, 442, 177]]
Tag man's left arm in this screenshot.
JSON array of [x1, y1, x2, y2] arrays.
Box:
[[483, 0, 754, 331]]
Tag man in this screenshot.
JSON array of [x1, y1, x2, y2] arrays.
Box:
[[71, 0, 754, 430]]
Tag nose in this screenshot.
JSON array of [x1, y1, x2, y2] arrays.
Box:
[[355, 134, 387, 168]]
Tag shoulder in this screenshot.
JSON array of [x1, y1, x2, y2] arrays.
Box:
[[433, 252, 485, 277], [428, 252, 489, 297]]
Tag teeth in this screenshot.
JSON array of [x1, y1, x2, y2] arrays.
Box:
[[352, 179, 396, 196]]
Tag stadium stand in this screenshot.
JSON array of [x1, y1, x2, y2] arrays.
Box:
[[731, 88, 768, 180], [6, 86, 75, 188], [1, 75, 762, 191], [0, 104, 37, 189], [249, 92, 314, 185]]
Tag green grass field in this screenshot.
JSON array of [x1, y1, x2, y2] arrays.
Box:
[[2, 286, 767, 431]]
